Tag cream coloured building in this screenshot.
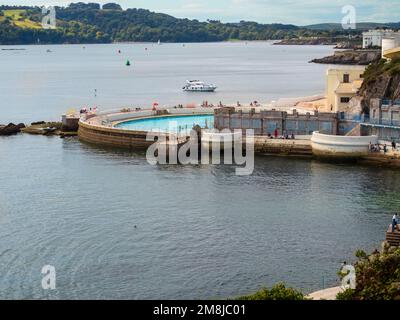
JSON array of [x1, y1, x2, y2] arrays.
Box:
[[362, 29, 400, 48], [326, 66, 366, 113]]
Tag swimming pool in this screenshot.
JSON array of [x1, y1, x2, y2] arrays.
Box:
[[115, 114, 214, 134]]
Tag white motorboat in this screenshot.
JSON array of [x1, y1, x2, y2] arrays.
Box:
[[182, 80, 217, 92]]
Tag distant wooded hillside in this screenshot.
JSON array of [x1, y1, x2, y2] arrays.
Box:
[[0, 3, 391, 45]]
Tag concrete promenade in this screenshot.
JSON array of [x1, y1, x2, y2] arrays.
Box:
[[307, 286, 343, 300]]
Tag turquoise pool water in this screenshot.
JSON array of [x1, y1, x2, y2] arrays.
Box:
[[115, 114, 214, 134]]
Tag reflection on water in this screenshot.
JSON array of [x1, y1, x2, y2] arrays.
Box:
[[0, 134, 399, 299]]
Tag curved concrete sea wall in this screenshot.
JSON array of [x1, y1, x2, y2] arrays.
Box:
[[78, 108, 214, 149], [78, 120, 157, 149], [311, 131, 378, 158]]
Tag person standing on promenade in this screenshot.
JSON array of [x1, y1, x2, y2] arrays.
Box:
[[392, 140, 397, 151], [274, 128, 279, 139], [392, 213, 398, 232]]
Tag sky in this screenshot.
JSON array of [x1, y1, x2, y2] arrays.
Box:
[[1, 0, 399, 25]]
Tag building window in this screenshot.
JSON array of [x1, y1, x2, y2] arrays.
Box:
[[360, 74, 364, 78], [343, 74, 350, 83], [340, 97, 351, 103]]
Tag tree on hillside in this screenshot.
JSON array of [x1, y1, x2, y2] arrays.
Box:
[[68, 2, 100, 10], [102, 3, 122, 10]]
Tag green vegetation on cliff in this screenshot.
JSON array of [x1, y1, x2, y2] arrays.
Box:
[[359, 56, 400, 113], [337, 246, 400, 300], [236, 283, 306, 300], [0, 2, 363, 45], [363, 56, 400, 82]]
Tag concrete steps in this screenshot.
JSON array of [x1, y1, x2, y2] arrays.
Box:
[[386, 225, 400, 246]]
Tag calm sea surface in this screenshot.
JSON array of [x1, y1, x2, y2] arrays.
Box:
[[1, 41, 333, 123], [1, 42, 400, 299]]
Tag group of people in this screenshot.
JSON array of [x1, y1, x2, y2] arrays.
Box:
[[198, 100, 262, 108], [79, 106, 97, 114], [201, 101, 214, 108], [266, 128, 295, 140], [249, 101, 260, 107], [234, 101, 261, 107], [369, 140, 398, 154], [369, 143, 385, 153], [267, 133, 296, 140], [120, 107, 143, 112]]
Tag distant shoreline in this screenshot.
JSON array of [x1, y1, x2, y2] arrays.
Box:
[[0, 40, 339, 47]]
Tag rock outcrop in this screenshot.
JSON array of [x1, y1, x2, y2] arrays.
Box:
[[0, 123, 25, 136], [310, 49, 381, 65], [22, 122, 63, 136], [274, 38, 337, 45]]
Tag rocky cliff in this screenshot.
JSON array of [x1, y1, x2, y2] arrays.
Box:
[[310, 49, 380, 65], [359, 57, 400, 113]]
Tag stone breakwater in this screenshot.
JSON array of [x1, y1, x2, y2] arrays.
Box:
[[0, 121, 76, 137]]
